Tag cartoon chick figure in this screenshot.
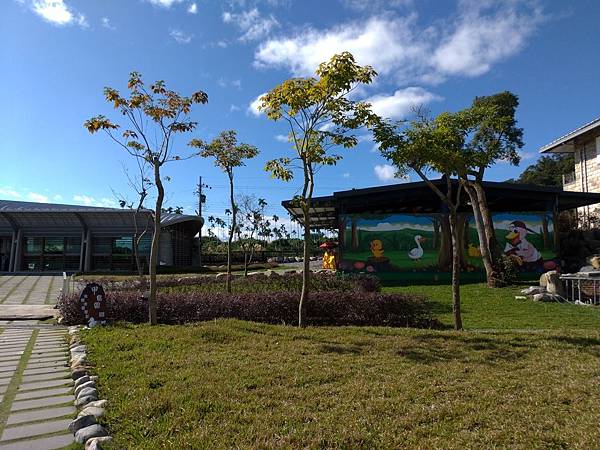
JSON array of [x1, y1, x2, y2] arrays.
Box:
[[370, 239, 385, 258]]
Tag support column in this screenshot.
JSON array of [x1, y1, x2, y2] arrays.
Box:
[[79, 230, 86, 272], [84, 229, 92, 272], [8, 231, 16, 273], [13, 229, 22, 272]]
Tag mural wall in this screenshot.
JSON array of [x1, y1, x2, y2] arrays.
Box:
[[338, 212, 558, 274]]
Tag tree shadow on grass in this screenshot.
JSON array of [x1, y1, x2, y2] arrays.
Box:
[[549, 336, 600, 357], [395, 333, 534, 365]]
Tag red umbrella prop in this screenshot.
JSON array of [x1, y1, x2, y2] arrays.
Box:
[[319, 241, 337, 249]]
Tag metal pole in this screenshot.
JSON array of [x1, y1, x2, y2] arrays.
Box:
[[198, 176, 202, 268]]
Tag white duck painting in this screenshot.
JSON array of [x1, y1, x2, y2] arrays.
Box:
[[408, 235, 426, 261]]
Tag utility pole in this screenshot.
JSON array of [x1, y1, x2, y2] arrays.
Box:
[[196, 177, 210, 268]]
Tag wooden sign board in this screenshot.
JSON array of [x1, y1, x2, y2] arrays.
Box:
[[80, 283, 107, 326]]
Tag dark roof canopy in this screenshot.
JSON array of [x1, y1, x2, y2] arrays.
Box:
[[282, 178, 600, 229], [0, 200, 203, 235]]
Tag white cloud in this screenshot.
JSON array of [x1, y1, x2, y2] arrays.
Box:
[[217, 78, 242, 89], [29, 0, 88, 28], [101, 17, 115, 30], [0, 188, 22, 199], [170, 29, 193, 44], [216, 40, 228, 48], [73, 195, 116, 208], [365, 87, 442, 120], [27, 192, 49, 203], [248, 92, 266, 116], [53, 194, 63, 201], [342, 172, 350, 178], [145, 0, 185, 7], [374, 164, 397, 182], [187, 2, 197, 14], [340, 0, 413, 11], [223, 8, 279, 42], [361, 221, 431, 232], [230, 104, 242, 112], [274, 134, 288, 142], [431, 0, 543, 77], [254, 16, 428, 79], [254, 2, 543, 83]]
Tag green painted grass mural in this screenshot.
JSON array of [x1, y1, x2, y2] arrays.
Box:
[[339, 212, 557, 275]]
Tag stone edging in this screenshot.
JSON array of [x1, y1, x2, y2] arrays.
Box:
[[67, 325, 112, 449]]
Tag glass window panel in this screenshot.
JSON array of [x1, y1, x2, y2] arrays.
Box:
[[138, 236, 152, 255], [113, 236, 133, 254], [44, 238, 64, 254], [25, 237, 42, 255], [93, 238, 112, 254], [65, 237, 81, 255]]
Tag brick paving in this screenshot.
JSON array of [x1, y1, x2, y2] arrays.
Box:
[[0, 275, 76, 449]]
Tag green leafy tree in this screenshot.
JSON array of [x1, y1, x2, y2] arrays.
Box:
[[84, 72, 208, 325], [260, 52, 376, 327], [460, 92, 524, 286], [372, 111, 470, 330], [190, 130, 259, 292], [512, 154, 574, 186]]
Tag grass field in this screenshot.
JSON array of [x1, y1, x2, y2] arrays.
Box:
[[84, 320, 600, 449], [386, 283, 600, 330], [80, 283, 600, 448]]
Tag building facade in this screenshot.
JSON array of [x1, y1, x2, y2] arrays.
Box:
[[0, 200, 203, 273], [283, 179, 600, 282]]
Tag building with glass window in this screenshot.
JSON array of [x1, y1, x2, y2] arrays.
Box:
[[0, 200, 202, 273]]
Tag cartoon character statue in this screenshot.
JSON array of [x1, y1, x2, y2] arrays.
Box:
[[408, 235, 426, 262], [504, 220, 541, 264], [370, 239, 385, 258], [322, 250, 336, 270]]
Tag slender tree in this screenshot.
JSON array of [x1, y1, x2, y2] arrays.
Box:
[[84, 71, 208, 324], [260, 52, 376, 327], [113, 160, 152, 278], [190, 130, 258, 292], [236, 195, 271, 276], [372, 111, 473, 330], [460, 92, 524, 286]]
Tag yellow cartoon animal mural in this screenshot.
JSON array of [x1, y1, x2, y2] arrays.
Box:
[[468, 244, 482, 258], [370, 239, 384, 258]]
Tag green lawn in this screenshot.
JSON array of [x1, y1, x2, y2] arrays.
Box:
[[84, 320, 600, 449], [80, 283, 600, 448], [386, 283, 600, 330]]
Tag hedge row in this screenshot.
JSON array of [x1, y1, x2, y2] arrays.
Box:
[[57, 290, 437, 328], [76, 272, 381, 295]]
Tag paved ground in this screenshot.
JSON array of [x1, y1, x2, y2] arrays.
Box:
[[0, 276, 75, 449], [0, 276, 63, 321], [0, 276, 62, 306]]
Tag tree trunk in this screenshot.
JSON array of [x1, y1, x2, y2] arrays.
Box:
[[244, 250, 248, 277], [473, 182, 500, 263], [227, 173, 235, 293], [432, 217, 440, 250], [300, 205, 310, 328], [449, 210, 463, 331], [148, 161, 163, 325], [438, 215, 452, 271], [542, 215, 549, 249], [465, 184, 497, 286], [351, 217, 359, 250]]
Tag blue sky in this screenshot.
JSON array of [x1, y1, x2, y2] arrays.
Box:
[[1, 0, 599, 233]]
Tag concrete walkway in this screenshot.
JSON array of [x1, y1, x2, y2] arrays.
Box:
[[0, 325, 75, 449], [0, 276, 63, 321]]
